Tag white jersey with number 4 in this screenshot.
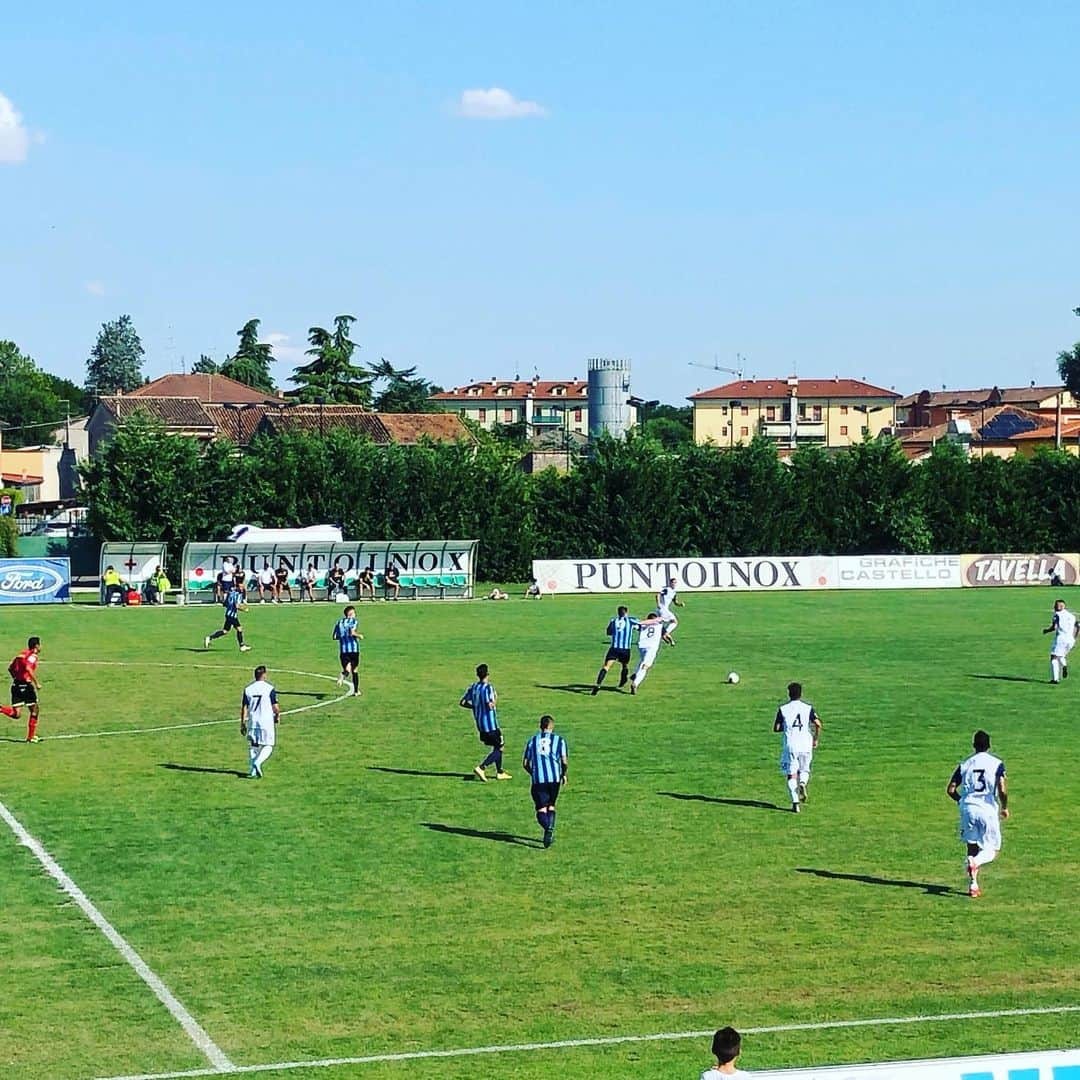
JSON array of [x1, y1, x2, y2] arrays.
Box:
[[658, 585, 677, 617], [776, 699, 817, 755], [1051, 608, 1077, 656]]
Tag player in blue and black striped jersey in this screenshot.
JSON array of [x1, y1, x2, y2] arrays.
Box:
[[459, 663, 511, 782], [332, 605, 363, 696], [204, 584, 251, 652], [592, 607, 660, 694], [523, 715, 568, 847]]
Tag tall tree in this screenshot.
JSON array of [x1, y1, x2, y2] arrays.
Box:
[[290, 315, 372, 404], [219, 319, 275, 393], [370, 357, 440, 413], [0, 340, 65, 448], [86, 314, 145, 396], [191, 354, 220, 374], [1057, 306, 1080, 399]]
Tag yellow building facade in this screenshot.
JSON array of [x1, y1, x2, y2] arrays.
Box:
[[690, 377, 900, 449]]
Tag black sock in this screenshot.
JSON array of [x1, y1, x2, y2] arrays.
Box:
[[493, 749, 503, 772], [596, 668, 607, 685], [548, 811, 556, 831], [210, 629, 225, 641], [236, 630, 244, 646], [352, 672, 359, 692], [481, 750, 499, 768], [536, 811, 545, 828]]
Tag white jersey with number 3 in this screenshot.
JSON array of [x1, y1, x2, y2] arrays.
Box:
[[1052, 607, 1077, 656], [776, 699, 817, 755], [953, 751, 1005, 809]]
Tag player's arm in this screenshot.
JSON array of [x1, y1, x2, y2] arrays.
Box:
[[271, 689, 280, 724], [946, 766, 962, 802], [605, 619, 614, 637], [458, 689, 472, 709], [996, 767, 1009, 818], [810, 711, 822, 747], [239, 695, 249, 736], [773, 708, 784, 733], [1043, 615, 1058, 634], [674, 596, 684, 607], [560, 745, 568, 784]]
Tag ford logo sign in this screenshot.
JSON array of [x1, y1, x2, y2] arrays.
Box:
[[0, 563, 67, 600]]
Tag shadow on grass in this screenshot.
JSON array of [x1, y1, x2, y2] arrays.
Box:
[[658, 791, 787, 812], [968, 673, 1044, 684], [535, 683, 617, 695], [158, 763, 247, 778], [796, 867, 956, 896], [276, 690, 329, 700], [422, 822, 542, 848], [0, 736, 30, 744], [368, 766, 468, 780]]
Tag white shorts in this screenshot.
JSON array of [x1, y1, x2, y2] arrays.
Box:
[[780, 749, 812, 777], [637, 646, 660, 668], [659, 612, 678, 631], [1051, 636, 1075, 659], [248, 722, 276, 747], [959, 803, 1001, 851]]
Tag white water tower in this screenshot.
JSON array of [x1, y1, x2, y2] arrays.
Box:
[[587, 357, 632, 439]]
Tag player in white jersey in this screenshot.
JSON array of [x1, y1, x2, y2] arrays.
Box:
[[629, 613, 666, 695], [947, 729, 1008, 898], [1043, 598, 1077, 683], [240, 665, 280, 779], [656, 577, 683, 645], [773, 682, 822, 812]]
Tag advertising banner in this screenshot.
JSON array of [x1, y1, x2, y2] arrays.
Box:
[[751, 1046, 1079, 1080], [0, 558, 71, 604], [532, 554, 966, 593], [961, 553, 1080, 587], [182, 539, 477, 602]]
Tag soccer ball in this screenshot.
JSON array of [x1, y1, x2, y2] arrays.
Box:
[[726, 672, 740, 684]]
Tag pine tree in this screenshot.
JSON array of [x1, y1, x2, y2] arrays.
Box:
[[86, 314, 145, 396], [219, 319, 275, 393], [290, 315, 372, 404]]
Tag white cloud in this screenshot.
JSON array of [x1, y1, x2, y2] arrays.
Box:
[[260, 331, 306, 365], [0, 92, 31, 164], [85, 280, 106, 297], [457, 87, 547, 120]]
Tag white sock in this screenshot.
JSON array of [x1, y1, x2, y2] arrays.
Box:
[[248, 745, 259, 774], [971, 847, 996, 869], [798, 771, 810, 786], [254, 744, 274, 772], [633, 667, 649, 687], [1051, 657, 1061, 681], [787, 777, 800, 802]]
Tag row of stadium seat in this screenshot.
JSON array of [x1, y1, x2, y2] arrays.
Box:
[[395, 573, 468, 588]]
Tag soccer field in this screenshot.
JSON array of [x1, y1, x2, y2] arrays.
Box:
[[1, 588, 1077, 1080]]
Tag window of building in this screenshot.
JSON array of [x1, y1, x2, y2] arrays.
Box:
[[478, 408, 487, 422], [722, 405, 729, 415], [721, 426, 729, 437], [840, 425, 848, 436], [766, 406, 776, 421], [741, 405, 749, 416], [798, 404, 806, 419], [498, 385, 512, 396], [813, 404, 822, 421], [740, 426, 749, 437], [503, 408, 514, 422], [469, 386, 482, 396], [552, 386, 565, 396], [574, 407, 582, 422], [840, 405, 849, 415]]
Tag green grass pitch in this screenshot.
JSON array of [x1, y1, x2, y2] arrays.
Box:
[[0, 588, 1077, 1080]]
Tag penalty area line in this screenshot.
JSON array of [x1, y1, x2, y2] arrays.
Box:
[[90, 1003, 1080, 1080], [0, 798, 234, 1075]]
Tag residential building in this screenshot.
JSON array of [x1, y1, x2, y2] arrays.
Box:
[[900, 405, 1080, 461], [431, 378, 594, 436], [689, 377, 900, 449], [127, 372, 274, 403], [898, 385, 1079, 429]]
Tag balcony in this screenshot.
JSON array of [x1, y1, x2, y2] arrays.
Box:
[[532, 412, 570, 426], [760, 420, 826, 443]]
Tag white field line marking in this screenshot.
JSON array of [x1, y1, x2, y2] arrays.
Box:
[[0, 799, 235, 1074], [91, 1003, 1080, 1080], [32, 662, 350, 741]]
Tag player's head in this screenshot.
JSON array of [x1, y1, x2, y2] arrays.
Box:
[[254, 665, 267, 681], [476, 663, 489, 680], [539, 714, 554, 731], [617, 605, 628, 616], [711, 1027, 741, 1065], [344, 605, 356, 617], [28, 636, 41, 652], [668, 577, 677, 587], [973, 729, 991, 752], [788, 681, 802, 700], [1055, 598, 1066, 610]]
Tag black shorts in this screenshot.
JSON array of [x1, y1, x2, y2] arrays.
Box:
[[11, 682, 36, 706], [530, 782, 561, 810], [478, 727, 503, 749], [605, 647, 631, 664], [223, 615, 241, 631], [340, 651, 360, 670]]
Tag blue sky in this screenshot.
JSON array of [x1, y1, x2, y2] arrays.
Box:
[[2, 2, 1078, 406]]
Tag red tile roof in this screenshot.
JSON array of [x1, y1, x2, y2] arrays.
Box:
[[689, 378, 899, 401], [898, 386, 1067, 408], [432, 379, 589, 402], [1, 472, 44, 484], [100, 396, 219, 429], [128, 373, 274, 403]]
